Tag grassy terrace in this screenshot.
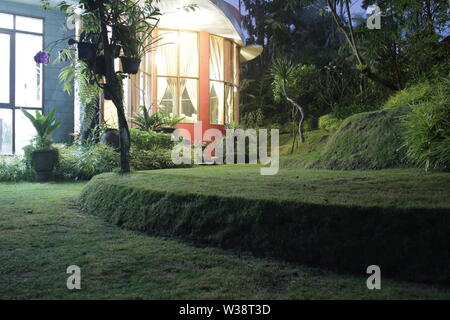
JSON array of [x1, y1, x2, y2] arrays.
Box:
[[93, 166, 450, 209], [1, 180, 450, 299], [80, 166, 450, 285]]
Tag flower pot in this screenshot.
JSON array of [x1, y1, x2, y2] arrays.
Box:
[[77, 42, 96, 62], [120, 57, 141, 74], [31, 149, 58, 182]]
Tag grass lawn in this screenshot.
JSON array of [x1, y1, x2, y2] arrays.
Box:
[[94, 166, 450, 209], [1, 172, 450, 299]]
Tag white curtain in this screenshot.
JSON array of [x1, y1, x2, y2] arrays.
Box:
[[179, 32, 199, 119], [225, 85, 234, 124], [210, 37, 224, 124], [210, 82, 224, 125], [210, 36, 223, 81], [157, 31, 179, 115]]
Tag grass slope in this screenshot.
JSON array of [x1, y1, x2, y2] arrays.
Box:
[[314, 107, 411, 170], [3, 182, 450, 299], [80, 167, 450, 284]]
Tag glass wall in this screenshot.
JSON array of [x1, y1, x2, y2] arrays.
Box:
[[157, 30, 199, 123], [0, 13, 43, 154], [210, 35, 239, 125]]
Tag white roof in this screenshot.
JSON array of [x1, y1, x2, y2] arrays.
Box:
[[157, 0, 245, 45]]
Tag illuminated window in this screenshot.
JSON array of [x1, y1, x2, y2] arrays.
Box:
[[157, 30, 199, 123], [0, 14, 44, 154], [210, 36, 239, 125]]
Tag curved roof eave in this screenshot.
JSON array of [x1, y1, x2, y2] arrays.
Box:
[[156, 0, 245, 46]]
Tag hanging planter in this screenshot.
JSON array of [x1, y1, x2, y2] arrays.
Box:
[[120, 56, 141, 74], [77, 42, 96, 62]]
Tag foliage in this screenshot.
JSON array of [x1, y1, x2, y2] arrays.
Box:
[[0, 156, 29, 182], [130, 148, 191, 171], [56, 48, 102, 141], [401, 92, 450, 171], [318, 114, 343, 132], [55, 143, 119, 180], [383, 79, 443, 110], [81, 167, 450, 285], [113, 0, 161, 58], [130, 128, 174, 151], [316, 107, 411, 170], [21, 109, 61, 149], [132, 107, 184, 131]]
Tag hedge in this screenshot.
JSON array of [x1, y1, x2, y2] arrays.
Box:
[[80, 175, 450, 285]]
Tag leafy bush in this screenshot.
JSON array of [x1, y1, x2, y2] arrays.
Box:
[[401, 98, 450, 171], [55, 143, 119, 180], [383, 80, 436, 110], [132, 107, 184, 131], [0, 156, 29, 182], [130, 148, 191, 171], [130, 128, 174, 151], [318, 114, 343, 132]]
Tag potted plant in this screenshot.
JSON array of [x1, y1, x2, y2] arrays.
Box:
[[114, 2, 160, 74], [21, 109, 61, 182]]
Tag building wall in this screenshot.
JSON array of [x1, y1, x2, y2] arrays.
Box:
[[0, 1, 74, 143]]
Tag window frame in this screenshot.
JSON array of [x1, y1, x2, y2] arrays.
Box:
[[156, 29, 200, 123], [209, 35, 240, 126], [0, 11, 45, 155]]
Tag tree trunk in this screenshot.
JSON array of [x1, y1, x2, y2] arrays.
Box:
[[99, 5, 131, 173]]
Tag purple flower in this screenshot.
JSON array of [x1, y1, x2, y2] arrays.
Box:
[[34, 51, 49, 64]]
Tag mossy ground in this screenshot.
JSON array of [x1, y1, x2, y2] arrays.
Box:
[[1, 181, 450, 299]]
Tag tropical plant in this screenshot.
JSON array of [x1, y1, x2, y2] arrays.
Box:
[[132, 106, 184, 131], [57, 48, 103, 142], [21, 109, 62, 149], [401, 79, 450, 171], [113, 0, 161, 58], [270, 58, 321, 143], [55, 143, 119, 180], [54, 0, 163, 173]]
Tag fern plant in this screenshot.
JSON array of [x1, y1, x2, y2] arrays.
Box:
[[132, 106, 184, 131], [21, 108, 61, 149]]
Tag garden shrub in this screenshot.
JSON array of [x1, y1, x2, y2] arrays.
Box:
[[0, 156, 29, 182], [401, 95, 450, 171], [318, 114, 343, 132], [55, 143, 119, 180], [130, 148, 191, 171], [383, 80, 436, 110], [130, 128, 174, 151]]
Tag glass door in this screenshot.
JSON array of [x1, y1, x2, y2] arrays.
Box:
[[0, 31, 13, 154], [0, 13, 44, 155]]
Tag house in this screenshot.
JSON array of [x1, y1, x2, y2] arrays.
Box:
[[0, 0, 262, 155]]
